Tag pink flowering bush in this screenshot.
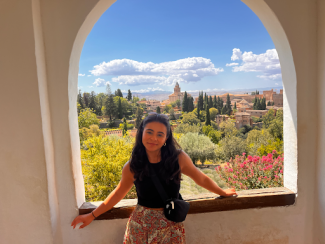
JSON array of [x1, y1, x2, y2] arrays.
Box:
[[215, 151, 283, 190]]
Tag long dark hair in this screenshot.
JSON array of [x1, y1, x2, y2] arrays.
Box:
[[129, 113, 182, 184]]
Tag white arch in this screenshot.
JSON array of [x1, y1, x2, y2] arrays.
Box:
[[242, 0, 297, 193]]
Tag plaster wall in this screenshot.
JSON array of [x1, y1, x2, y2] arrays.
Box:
[[0, 0, 323, 243], [315, 0, 325, 243]]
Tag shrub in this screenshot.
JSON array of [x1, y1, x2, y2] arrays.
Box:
[[78, 108, 99, 128], [181, 112, 200, 125], [215, 152, 284, 190], [81, 135, 136, 201], [173, 123, 201, 134]]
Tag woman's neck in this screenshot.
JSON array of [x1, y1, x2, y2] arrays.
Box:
[[146, 150, 161, 164]]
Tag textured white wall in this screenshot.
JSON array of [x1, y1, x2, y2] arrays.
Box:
[[0, 0, 323, 243]]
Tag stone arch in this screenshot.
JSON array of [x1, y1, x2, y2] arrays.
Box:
[[68, 0, 298, 208]]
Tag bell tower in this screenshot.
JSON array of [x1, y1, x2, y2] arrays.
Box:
[[174, 82, 181, 94]]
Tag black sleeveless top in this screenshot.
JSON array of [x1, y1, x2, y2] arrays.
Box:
[[134, 161, 181, 208]]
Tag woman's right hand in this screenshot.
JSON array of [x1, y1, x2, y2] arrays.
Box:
[[71, 213, 95, 229], [220, 188, 237, 197]]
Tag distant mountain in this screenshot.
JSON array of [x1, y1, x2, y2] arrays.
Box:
[[124, 86, 283, 101]]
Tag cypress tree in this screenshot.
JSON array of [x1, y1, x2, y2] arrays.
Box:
[[256, 98, 261, 110], [122, 117, 128, 136], [182, 91, 188, 112], [135, 107, 143, 129], [205, 104, 211, 126], [197, 102, 201, 120], [188, 97, 194, 112], [221, 105, 227, 115], [198, 91, 204, 110], [156, 106, 161, 114], [209, 96, 213, 109], [89, 91, 97, 112], [105, 94, 116, 121], [83, 92, 90, 108], [226, 93, 231, 115], [117, 97, 122, 119], [213, 95, 217, 108], [234, 102, 237, 109], [127, 89, 132, 101]]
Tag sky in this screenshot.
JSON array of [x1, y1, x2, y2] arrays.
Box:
[[78, 0, 282, 95]]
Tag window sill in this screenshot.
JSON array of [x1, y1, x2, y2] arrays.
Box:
[[79, 187, 295, 220]]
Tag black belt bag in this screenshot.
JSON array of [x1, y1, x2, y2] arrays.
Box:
[[149, 165, 190, 223]]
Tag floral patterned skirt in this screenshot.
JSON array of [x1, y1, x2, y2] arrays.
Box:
[[123, 204, 186, 244]]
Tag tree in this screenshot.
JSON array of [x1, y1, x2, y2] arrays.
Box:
[[122, 117, 128, 136], [117, 97, 123, 119], [156, 106, 161, 113], [173, 123, 201, 134], [106, 83, 112, 96], [188, 97, 194, 112], [132, 96, 139, 103], [89, 91, 97, 112], [135, 107, 143, 129], [169, 108, 176, 120], [267, 101, 272, 106], [164, 104, 172, 113], [175, 99, 181, 109], [83, 92, 90, 108], [115, 89, 123, 97], [209, 96, 213, 109], [268, 110, 283, 140], [246, 129, 274, 156], [234, 102, 237, 109], [78, 108, 99, 128], [182, 92, 188, 112], [141, 98, 146, 101], [262, 109, 275, 128], [105, 94, 116, 121], [219, 120, 238, 138], [178, 133, 216, 165], [205, 104, 211, 126], [225, 93, 232, 115], [181, 112, 200, 125], [197, 103, 201, 120], [215, 136, 247, 161], [209, 107, 218, 121], [221, 105, 227, 115], [78, 90, 84, 109], [213, 95, 217, 109], [127, 89, 132, 101], [198, 91, 204, 110]]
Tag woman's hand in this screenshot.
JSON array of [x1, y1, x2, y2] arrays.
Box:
[[71, 213, 95, 229], [220, 188, 237, 197]]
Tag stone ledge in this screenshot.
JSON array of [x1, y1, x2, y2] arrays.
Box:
[[79, 187, 295, 220]]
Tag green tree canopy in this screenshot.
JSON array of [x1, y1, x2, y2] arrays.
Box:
[[156, 106, 161, 114], [219, 120, 238, 138], [178, 133, 216, 165], [209, 107, 218, 121], [127, 89, 132, 101], [181, 112, 200, 125], [78, 108, 99, 128], [115, 89, 123, 97]]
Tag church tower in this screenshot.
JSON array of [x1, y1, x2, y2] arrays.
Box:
[[174, 82, 181, 94]]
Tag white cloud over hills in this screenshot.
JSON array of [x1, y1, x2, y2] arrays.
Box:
[[93, 78, 111, 87], [90, 57, 223, 86], [230, 48, 281, 80]]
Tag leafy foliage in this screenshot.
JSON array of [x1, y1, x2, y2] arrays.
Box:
[[178, 133, 216, 165], [81, 135, 136, 201], [181, 112, 200, 125], [78, 108, 99, 129]]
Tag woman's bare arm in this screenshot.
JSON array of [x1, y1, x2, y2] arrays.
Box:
[[71, 161, 134, 229], [178, 151, 237, 197]]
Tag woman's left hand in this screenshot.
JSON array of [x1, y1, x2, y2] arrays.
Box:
[[71, 213, 95, 229]]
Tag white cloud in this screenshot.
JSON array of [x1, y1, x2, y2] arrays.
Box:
[[93, 78, 111, 87], [226, 63, 239, 67], [230, 48, 282, 80], [78, 73, 85, 76], [131, 87, 165, 93], [187, 88, 224, 93], [90, 57, 223, 86], [275, 83, 279, 85], [87, 75, 92, 77]]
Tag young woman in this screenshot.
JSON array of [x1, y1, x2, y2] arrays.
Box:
[[71, 113, 237, 243]]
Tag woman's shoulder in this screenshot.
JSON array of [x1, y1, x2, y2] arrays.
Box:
[[177, 150, 192, 169]]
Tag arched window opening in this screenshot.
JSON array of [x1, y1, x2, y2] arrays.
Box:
[[71, 0, 296, 214]]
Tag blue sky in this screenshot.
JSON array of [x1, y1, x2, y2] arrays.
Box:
[[78, 0, 282, 95]]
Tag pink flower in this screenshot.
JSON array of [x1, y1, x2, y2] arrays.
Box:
[[228, 177, 231, 181], [229, 168, 233, 172], [240, 163, 244, 168], [280, 170, 283, 174], [264, 176, 267, 179], [272, 150, 277, 154], [242, 152, 246, 156], [258, 177, 261, 181], [244, 177, 248, 180], [247, 155, 253, 162], [275, 175, 279, 179], [268, 153, 273, 158]]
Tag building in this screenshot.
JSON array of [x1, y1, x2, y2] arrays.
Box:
[[234, 112, 252, 129], [168, 82, 191, 103], [246, 110, 269, 118], [1, 1, 325, 244], [215, 114, 230, 125]]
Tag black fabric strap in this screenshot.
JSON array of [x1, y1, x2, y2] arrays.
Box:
[[149, 164, 169, 202]]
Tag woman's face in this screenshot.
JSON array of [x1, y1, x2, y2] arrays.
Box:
[[142, 121, 168, 153]]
